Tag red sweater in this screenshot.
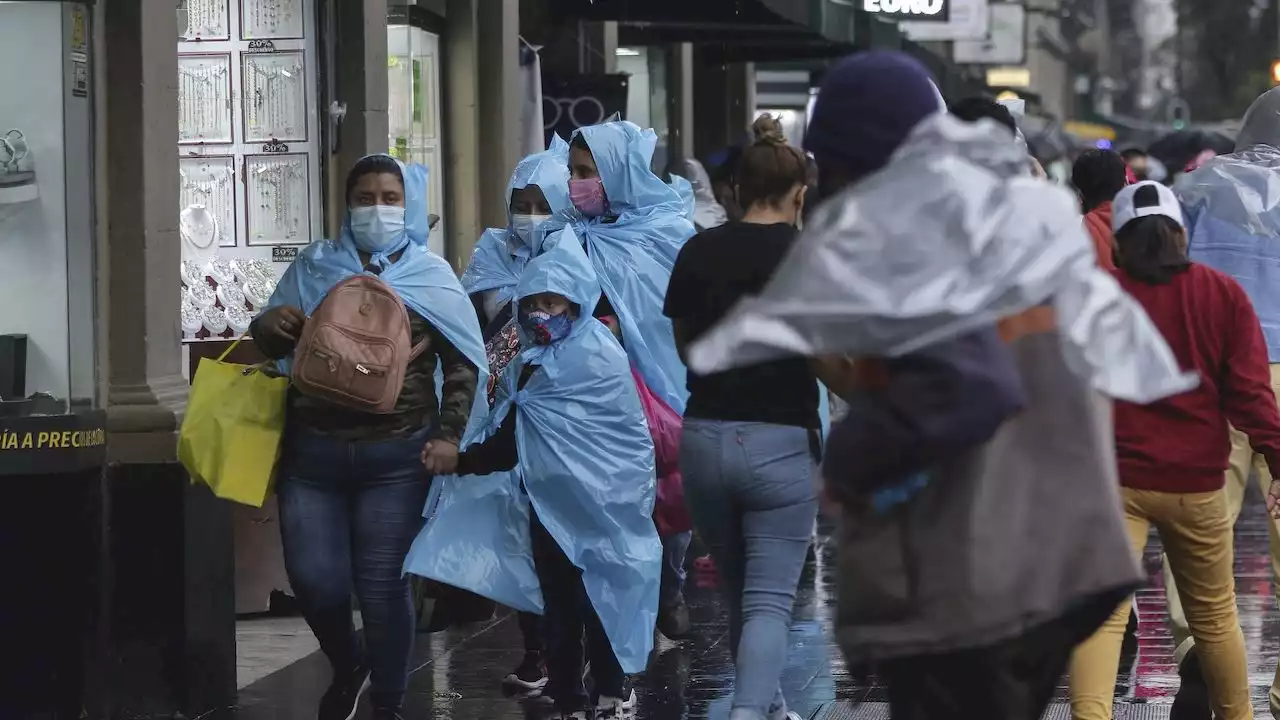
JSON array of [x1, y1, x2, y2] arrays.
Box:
[[1084, 203, 1117, 270], [1113, 264, 1280, 493]]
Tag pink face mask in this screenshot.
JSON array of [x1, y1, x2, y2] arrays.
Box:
[[569, 178, 608, 217]]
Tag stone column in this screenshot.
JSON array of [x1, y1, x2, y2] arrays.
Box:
[[668, 43, 695, 164], [477, 0, 522, 231], [442, 0, 482, 267], [103, 0, 188, 459], [336, 0, 391, 182], [94, 0, 235, 716]]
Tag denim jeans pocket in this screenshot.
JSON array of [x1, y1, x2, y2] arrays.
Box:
[[736, 423, 817, 507]]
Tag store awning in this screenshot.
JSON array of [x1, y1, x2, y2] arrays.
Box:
[[549, 0, 901, 60]]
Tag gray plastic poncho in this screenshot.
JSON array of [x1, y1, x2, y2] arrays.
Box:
[[1176, 87, 1280, 361], [687, 114, 1197, 404]]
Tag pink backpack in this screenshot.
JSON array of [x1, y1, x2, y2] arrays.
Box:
[[293, 275, 427, 414]]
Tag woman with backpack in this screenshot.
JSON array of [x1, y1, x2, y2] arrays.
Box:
[[250, 154, 487, 720]]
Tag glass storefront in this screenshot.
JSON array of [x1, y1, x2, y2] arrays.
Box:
[[615, 46, 670, 173], [0, 0, 98, 414], [388, 21, 446, 256]]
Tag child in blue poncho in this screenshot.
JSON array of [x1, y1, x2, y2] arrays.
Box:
[[434, 233, 662, 720]]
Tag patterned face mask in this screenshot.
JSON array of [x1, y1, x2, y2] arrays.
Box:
[[518, 307, 573, 346]]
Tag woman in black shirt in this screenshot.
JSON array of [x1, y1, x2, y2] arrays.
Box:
[[662, 116, 817, 720]]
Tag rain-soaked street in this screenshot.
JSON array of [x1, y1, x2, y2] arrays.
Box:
[[230, 490, 1280, 720]]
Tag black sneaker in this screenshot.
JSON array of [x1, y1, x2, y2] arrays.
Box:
[[318, 664, 371, 720], [502, 651, 548, 693], [1170, 648, 1212, 720], [656, 595, 691, 640]]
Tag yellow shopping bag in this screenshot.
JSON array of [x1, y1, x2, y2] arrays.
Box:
[[178, 338, 289, 507]]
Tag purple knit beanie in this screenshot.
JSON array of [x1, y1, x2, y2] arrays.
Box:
[[804, 51, 944, 184]]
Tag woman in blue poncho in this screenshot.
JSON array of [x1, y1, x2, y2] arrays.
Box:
[[463, 136, 574, 341], [250, 154, 488, 720], [565, 119, 698, 640]]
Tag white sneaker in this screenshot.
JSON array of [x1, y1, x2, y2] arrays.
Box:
[[596, 688, 637, 717]]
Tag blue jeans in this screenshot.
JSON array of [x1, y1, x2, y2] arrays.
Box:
[[276, 425, 433, 711], [661, 530, 692, 607], [680, 419, 819, 720]]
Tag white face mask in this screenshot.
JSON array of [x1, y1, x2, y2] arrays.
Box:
[[511, 213, 552, 247], [348, 205, 407, 254]]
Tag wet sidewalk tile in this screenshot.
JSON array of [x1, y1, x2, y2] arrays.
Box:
[[235, 495, 1280, 719]]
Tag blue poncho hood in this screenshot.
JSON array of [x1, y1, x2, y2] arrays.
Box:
[[461, 137, 575, 307], [406, 232, 661, 672], [568, 121, 697, 412], [516, 223, 602, 330], [267, 155, 491, 447]]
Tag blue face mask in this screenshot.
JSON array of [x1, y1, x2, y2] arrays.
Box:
[[348, 205, 409, 257], [518, 307, 573, 346]]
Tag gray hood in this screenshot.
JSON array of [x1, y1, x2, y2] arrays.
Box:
[[1236, 87, 1280, 151], [686, 113, 1197, 404]]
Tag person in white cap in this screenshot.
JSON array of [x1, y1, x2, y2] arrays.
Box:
[[1068, 180, 1280, 720]]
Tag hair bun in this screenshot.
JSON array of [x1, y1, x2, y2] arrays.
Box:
[[751, 114, 787, 146]]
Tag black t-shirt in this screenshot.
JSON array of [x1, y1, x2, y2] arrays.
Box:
[[663, 221, 819, 429]]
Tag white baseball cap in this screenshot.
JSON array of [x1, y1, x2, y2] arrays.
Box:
[[1111, 180, 1185, 234]]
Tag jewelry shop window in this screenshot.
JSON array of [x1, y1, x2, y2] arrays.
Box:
[[177, 0, 322, 344], [0, 1, 99, 415]]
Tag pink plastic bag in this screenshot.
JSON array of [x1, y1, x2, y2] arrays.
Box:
[[631, 367, 692, 536]]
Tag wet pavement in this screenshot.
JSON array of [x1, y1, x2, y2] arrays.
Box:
[[233, 493, 1280, 719]]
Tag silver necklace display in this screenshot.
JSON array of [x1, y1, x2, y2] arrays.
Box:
[[181, 0, 229, 40], [178, 56, 231, 144], [244, 53, 305, 141], [179, 204, 220, 265], [179, 161, 234, 252], [248, 155, 306, 243], [244, 0, 302, 38]]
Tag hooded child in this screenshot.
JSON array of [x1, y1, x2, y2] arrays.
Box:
[[407, 232, 661, 720]]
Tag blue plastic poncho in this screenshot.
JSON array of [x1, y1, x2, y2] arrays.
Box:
[[267, 156, 491, 445], [461, 137, 575, 311], [406, 231, 661, 672], [1177, 88, 1280, 361], [669, 173, 696, 221], [569, 121, 697, 413]]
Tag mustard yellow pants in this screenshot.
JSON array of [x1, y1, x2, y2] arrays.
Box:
[[1068, 487, 1252, 720], [1165, 364, 1280, 718]]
